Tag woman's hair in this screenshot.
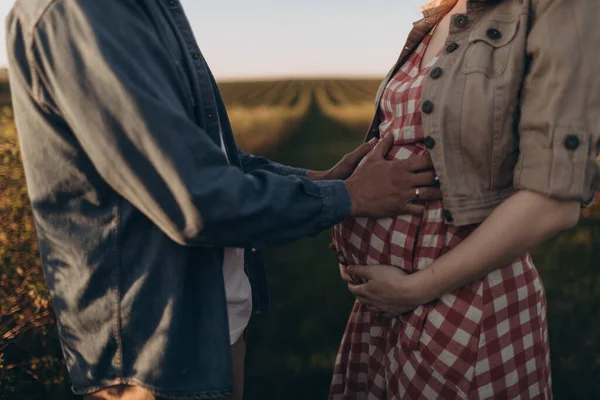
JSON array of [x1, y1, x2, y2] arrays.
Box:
[[420, 0, 504, 12]]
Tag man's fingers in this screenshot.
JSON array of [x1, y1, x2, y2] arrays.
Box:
[[406, 155, 434, 172], [403, 203, 426, 216], [352, 138, 378, 159], [373, 133, 394, 158], [410, 171, 437, 187], [413, 187, 442, 201]]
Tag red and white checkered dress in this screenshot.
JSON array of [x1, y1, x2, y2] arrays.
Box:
[[329, 32, 552, 400]]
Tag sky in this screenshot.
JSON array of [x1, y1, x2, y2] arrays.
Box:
[[0, 0, 425, 80]]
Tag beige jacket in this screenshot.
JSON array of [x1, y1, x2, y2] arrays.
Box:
[[365, 0, 600, 226]]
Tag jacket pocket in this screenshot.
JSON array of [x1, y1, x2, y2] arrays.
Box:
[[462, 16, 520, 78]]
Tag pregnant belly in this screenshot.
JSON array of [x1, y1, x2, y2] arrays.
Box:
[[332, 141, 474, 273], [332, 213, 420, 274]]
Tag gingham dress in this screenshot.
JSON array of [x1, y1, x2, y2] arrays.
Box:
[[329, 32, 552, 400]]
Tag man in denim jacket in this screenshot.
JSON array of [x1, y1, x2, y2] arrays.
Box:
[[6, 1, 440, 399]]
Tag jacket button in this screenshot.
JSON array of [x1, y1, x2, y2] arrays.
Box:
[[430, 67, 443, 79], [486, 28, 502, 40], [422, 100, 434, 114], [446, 42, 460, 53], [251, 248, 257, 253], [192, 52, 201, 60], [168, 0, 177, 6], [424, 136, 436, 149], [454, 14, 469, 29], [564, 135, 580, 150], [444, 209, 454, 223]]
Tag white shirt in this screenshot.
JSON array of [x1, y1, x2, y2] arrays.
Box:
[[219, 134, 253, 345]]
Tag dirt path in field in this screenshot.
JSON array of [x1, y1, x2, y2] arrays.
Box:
[[260, 93, 366, 171], [244, 94, 367, 400]]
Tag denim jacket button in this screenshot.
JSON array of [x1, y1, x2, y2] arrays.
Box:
[[564, 135, 580, 150]]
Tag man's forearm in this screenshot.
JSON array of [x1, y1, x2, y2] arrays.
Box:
[[33, 0, 352, 250], [237, 149, 308, 177], [412, 190, 580, 303], [306, 170, 333, 181]]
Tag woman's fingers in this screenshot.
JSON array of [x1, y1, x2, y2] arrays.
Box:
[[355, 295, 374, 307], [339, 264, 356, 283]]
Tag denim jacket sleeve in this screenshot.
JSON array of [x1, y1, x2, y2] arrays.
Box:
[[23, 0, 350, 248], [237, 148, 308, 176]]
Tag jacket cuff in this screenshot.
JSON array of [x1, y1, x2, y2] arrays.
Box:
[[310, 180, 352, 232], [274, 165, 308, 177], [514, 128, 599, 204]]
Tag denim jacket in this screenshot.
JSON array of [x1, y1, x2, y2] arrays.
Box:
[[6, 0, 351, 397]]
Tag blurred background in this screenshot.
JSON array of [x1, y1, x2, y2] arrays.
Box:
[[1, 1, 599, 399]]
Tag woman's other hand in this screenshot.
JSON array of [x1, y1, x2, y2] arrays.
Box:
[[346, 264, 424, 318], [330, 243, 364, 285]]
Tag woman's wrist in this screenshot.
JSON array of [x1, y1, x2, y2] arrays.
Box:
[[405, 268, 444, 306]]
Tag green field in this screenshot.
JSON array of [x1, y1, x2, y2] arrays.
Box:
[[1, 78, 600, 399]]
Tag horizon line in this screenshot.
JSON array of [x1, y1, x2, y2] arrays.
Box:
[[0, 65, 383, 83]]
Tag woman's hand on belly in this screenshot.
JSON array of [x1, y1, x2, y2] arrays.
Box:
[[345, 264, 423, 317]]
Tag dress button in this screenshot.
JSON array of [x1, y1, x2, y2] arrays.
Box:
[[564, 135, 580, 150], [454, 14, 469, 29], [430, 67, 443, 79], [424, 136, 436, 149], [486, 28, 502, 40], [422, 100, 434, 114], [444, 209, 454, 223], [446, 42, 460, 53]]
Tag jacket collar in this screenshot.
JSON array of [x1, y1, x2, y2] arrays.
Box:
[[420, 0, 499, 19]]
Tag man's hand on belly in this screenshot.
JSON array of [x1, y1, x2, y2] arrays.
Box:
[[345, 133, 441, 218]]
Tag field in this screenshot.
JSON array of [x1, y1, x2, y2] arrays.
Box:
[[1, 74, 600, 400]]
